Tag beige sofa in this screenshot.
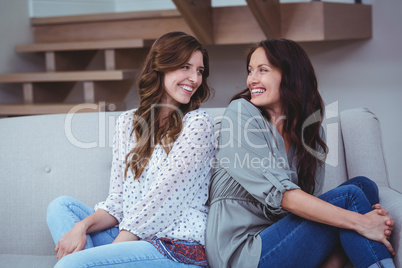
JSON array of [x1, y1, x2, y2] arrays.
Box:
[[0, 107, 400, 267]]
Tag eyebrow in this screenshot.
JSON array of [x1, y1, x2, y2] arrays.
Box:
[[248, 64, 272, 68], [186, 62, 204, 69]]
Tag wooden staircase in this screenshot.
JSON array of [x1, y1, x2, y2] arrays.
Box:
[[0, 1, 372, 117], [0, 39, 152, 116]]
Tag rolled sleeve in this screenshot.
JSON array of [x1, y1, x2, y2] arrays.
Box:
[[216, 99, 299, 215]]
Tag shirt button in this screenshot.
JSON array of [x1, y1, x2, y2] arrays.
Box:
[[262, 169, 267, 173], [45, 167, 52, 173]]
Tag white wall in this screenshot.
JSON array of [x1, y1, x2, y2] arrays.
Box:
[[201, 0, 402, 192], [0, 0, 401, 192], [305, 0, 402, 192], [30, 0, 116, 17]]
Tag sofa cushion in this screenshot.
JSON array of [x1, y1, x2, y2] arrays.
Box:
[[0, 254, 57, 268]]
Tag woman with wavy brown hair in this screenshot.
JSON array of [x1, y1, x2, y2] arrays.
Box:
[[205, 39, 395, 268], [47, 32, 216, 268]]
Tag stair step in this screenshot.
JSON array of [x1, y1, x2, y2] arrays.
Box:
[[31, 10, 181, 26], [0, 70, 137, 83], [16, 39, 153, 53], [0, 103, 124, 116]]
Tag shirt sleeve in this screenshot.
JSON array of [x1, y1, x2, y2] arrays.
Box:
[[95, 112, 131, 223], [216, 99, 300, 216], [119, 110, 216, 239]]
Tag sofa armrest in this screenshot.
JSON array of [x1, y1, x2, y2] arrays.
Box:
[[378, 186, 402, 266], [340, 108, 389, 188]]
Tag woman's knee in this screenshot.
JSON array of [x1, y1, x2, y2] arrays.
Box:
[[47, 196, 76, 223], [350, 176, 378, 189], [336, 184, 376, 214], [340, 184, 365, 197], [54, 252, 83, 268], [348, 176, 379, 205]]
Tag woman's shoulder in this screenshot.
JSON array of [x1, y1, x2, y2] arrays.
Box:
[[113, 109, 137, 137], [183, 108, 214, 127], [225, 98, 263, 118], [116, 108, 137, 124], [185, 107, 210, 118]]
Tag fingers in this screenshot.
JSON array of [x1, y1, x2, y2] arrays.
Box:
[[56, 248, 62, 260], [372, 204, 382, 210], [56, 243, 75, 260], [56, 246, 71, 260], [374, 207, 394, 238], [386, 217, 394, 227], [382, 239, 395, 256], [384, 218, 394, 239], [58, 251, 67, 261], [385, 229, 392, 239], [376, 208, 389, 216], [72, 246, 82, 253], [56, 244, 65, 260], [55, 243, 61, 260]]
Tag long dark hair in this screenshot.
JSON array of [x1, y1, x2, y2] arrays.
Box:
[[125, 31, 212, 179], [232, 38, 327, 194]]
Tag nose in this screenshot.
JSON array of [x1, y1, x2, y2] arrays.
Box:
[[248, 71, 259, 84], [188, 69, 199, 84]]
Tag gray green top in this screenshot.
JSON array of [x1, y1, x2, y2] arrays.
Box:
[[205, 99, 324, 268]]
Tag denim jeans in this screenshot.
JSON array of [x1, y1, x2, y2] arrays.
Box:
[[258, 176, 395, 268], [46, 196, 199, 268]]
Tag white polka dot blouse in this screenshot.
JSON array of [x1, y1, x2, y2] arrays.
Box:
[[95, 108, 216, 246]]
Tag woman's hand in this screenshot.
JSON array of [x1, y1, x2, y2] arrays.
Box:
[[372, 204, 395, 239], [55, 222, 87, 260], [282, 190, 396, 256], [112, 230, 140, 243], [54, 209, 119, 260], [357, 209, 395, 256]]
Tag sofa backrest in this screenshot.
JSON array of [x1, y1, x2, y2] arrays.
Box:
[[0, 111, 121, 255], [340, 108, 389, 188]]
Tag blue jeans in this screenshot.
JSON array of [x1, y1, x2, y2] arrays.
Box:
[[258, 176, 395, 268], [46, 196, 199, 268]]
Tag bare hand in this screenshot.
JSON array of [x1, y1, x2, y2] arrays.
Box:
[[372, 204, 395, 239], [55, 223, 87, 260], [358, 209, 395, 256]]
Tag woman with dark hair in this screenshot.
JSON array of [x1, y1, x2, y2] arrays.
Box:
[[205, 39, 395, 268], [47, 31, 215, 267]]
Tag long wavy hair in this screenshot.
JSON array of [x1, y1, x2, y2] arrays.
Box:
[[125, 31, 211, 179], [232, 39, 327, 194]]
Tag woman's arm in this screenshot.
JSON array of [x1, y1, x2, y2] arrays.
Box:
[[281, 189, 395, 255], [56, 112, 132, 259], [112, 230, 140, 243], [55, 209, 118, 260]]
